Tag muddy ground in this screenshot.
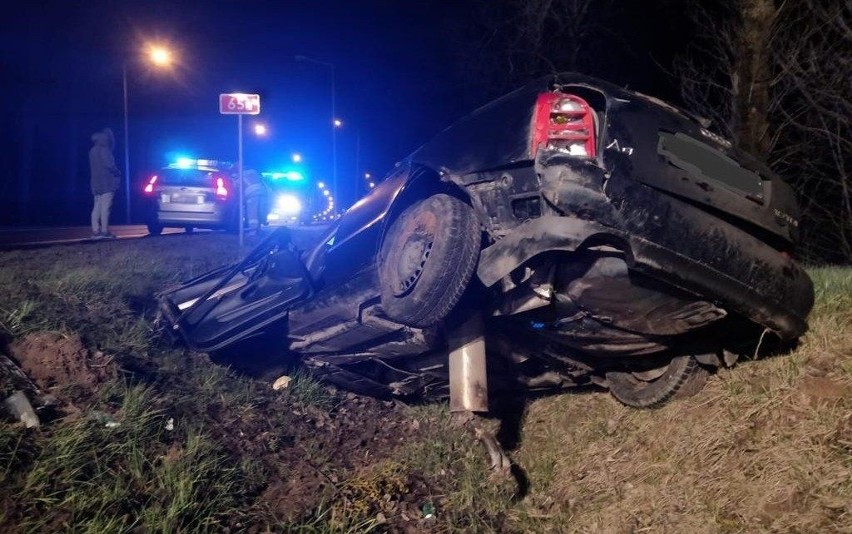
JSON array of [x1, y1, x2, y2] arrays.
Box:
[[0, 234, 500, 532], [3, 328, 473, 531]]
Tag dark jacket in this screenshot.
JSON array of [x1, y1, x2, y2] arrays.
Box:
[[89, 129, 121, 195]]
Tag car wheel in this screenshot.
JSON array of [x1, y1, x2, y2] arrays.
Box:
[[185, 226, 194, 234], [379, 194, 480, 328], [606, 355, 709, 409], [147, 222, 163, 236]]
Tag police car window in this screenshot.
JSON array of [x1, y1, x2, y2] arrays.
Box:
[[160, 168, 217, 187]]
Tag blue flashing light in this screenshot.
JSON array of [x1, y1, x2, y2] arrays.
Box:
[[175, 157, 195, 169]]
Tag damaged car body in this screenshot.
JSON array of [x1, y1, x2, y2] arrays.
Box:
[[158, 73, 815, 411]]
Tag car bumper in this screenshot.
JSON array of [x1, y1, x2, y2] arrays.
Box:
[[476, 212, 813, 340], [155, 210, 226, 226]]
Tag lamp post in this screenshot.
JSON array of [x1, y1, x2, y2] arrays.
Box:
[[122, 44, 173, 224], [295, 55, 337, 203]]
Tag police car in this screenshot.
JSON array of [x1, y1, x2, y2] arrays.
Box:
[[142, 158, 239, 235]]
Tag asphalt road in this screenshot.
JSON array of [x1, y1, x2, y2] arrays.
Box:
[[0, 225, 185, 249], [0, 224, 331, 250]]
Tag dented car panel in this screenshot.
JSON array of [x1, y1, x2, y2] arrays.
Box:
[[158, 72, 814, 406]]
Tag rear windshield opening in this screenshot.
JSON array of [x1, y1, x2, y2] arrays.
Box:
[[160, 169, 218, 187], [658, 131, 763, 197]]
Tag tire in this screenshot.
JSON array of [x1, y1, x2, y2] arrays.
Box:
[[147, 222, 163, 236], [184, 226, 195, 234], [606, 355, 709, 409], [379, 194, 480, 328]]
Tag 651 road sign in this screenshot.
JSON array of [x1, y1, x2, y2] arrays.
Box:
[[219, 93, 260, 115]]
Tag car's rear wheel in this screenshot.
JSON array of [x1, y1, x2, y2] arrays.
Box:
[[184, 226, 195, 234], [606, 355, 709, 408], [379, 194, 480, 328], [147, 222, 163, 236]]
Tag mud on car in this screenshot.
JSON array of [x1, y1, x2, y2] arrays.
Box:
[[158, 73, 814, 410]]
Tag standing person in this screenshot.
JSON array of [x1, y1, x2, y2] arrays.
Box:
[[89, 127, 121, 239], [242, 169, 268, 234]]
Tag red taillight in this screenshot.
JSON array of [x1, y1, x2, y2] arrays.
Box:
[[531, 92, 596, 159], [215, 176, 228, 198], [143, 175, 158, 194]]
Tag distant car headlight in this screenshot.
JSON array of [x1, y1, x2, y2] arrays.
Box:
[[275, 194, 302, 216]]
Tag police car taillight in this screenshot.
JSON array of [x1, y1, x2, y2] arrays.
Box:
[[215, 176, 228, 198], [531, 92, 596, 159], [143, 175, 158, 193]]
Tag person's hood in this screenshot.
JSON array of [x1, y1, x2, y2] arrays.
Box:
[[92, 132, 109, 146], [92, 128, 115, 149]]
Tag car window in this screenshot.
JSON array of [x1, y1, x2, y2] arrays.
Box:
[[158, 168, 219, 188]]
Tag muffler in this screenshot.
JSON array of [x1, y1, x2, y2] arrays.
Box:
[[448, 313, 488, 413]]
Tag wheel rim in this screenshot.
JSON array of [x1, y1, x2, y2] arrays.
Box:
[[394, 234, 433, 296], [386, 207, 438, 297]]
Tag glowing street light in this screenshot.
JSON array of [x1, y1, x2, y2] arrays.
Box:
[[123, 42, 176, 224], [317, 181, 325, 189], [253, 123, 268, 136], [148, 45, 172, 66], [333, 118, 342, 128], [292, 153, 302, 163]]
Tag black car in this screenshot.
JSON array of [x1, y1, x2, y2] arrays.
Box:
[[142, 159, 240, 235], [158, 73, 814, 411]]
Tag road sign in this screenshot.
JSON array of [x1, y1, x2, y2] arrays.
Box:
[[219, 93, 260, 115]]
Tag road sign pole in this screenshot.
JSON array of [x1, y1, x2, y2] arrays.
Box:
[[218, 92, 259, 251], [238, 114, 244, 250]]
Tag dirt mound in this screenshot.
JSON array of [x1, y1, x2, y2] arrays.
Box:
[[8, 332, 116, 393], [212, 387, 440, 525]]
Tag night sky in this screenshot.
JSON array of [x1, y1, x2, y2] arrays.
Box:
[[1, 0, 690, 226]]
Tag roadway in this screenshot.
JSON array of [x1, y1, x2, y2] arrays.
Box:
[[0, 225, 184, 249], [0, 224, 330, 250]]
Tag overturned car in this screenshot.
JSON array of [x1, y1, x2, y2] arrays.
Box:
[[158, 73, 814, 411]]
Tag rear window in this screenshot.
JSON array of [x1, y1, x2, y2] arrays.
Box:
[[158, 168, 219, 187], [658, 131, 763, 197]]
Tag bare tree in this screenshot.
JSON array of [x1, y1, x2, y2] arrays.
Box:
[[675, 0, 852, 263]]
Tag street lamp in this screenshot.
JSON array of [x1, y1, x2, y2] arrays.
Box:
[[295, 55, 337, 203], [253, 122, 268, 136], [123, 43, 174, 224]]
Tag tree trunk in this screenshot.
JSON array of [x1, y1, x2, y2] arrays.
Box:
[[731, 0, 776, 161]]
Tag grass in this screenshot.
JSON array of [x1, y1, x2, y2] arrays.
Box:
[[3, 383, 249, 533], [506, 266, 852, 533], [0, 235, 849, 532]]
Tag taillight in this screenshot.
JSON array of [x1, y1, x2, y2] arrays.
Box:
[[531, 92, 596, 159], [215, 176, 228, 198], [143, 175, 158, 193]]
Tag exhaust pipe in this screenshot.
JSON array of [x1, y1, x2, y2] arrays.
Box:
[[448, 313, 488, 413]]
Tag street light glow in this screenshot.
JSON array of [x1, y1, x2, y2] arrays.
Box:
[[317, 182, 325, 189], [292, 153, 302, 163], [364, 173, 371, 179], [253, 123, 267, 136], [148, 45, 173, 67], [333, 118, 342, 128], [123, 41, 178, 224]]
